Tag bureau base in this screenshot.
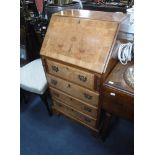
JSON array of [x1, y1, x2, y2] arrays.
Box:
[[52, 107, 99, 133]]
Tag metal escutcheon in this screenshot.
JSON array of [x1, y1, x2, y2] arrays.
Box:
[[51, 65, 59, 72], [84, 106, 92, 112], [84, 93, 92, 100], [78, 75, 87, 82]]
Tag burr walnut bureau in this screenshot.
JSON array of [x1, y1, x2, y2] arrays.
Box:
[[40, 10, 126, 132]]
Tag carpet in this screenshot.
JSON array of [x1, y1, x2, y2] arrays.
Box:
[[20, 95, 134, 155]]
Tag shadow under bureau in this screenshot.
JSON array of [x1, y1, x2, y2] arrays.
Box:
[[40, 9, 126, 132]]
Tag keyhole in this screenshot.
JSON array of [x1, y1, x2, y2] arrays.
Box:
[[67, 84, 71, 88]]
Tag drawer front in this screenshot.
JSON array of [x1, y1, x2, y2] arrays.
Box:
[[53, 99, 97, 128], [47, 74, 99, 106], [46, 59, 95, 90], [102, 86, 134, 120], [50, 87, 97, 118]]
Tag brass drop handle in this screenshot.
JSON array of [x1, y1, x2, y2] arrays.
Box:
[[51, 65, 59, 72], [51, 79, 57, 85], [78, 75, 87, 82], [84, 93, 92, 100], [41, 58, 47, 71], [84, 106, 92, 112]]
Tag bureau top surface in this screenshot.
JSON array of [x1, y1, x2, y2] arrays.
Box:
[[53, 9, 126, 22], [41, 10, 126, 74], [104, 62, 134, 95]]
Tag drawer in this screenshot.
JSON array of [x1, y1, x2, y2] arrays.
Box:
[[46, 59, 95, 90], [50, 87, 98, 118], [102, 86, 134, 120], [53, 99, 97, 128], [47, 74, 99, 106]]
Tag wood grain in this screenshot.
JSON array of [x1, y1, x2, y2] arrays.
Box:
[[40, 10, 127, 132], [53, 99, 97, 128], [47, 74, 99, 106], [102, 62, 134, 120], [52, 107, 98, 132], [102, 86, 134, 120], [40, 13, 120, 73], [50, 87, 98, 118], [46, 59, 95, 90], [54, 9, 127, 22]]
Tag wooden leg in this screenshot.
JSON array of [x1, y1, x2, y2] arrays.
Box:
[[20, 89, 25, 104], [40, 95, 52, 116], [91, 130, 99, 138], [20, 88, 29, 104], [100, 112, 112, 140], [21, 88, 53, 116]]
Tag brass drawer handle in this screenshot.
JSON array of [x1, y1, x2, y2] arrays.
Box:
[[78, 75, 87, 82], [84, 117, 91, 123], [84, 106, 92, 112], [84, 93, 92, 100], [51, 65, 59, 72], [51, 79, 57, 85]]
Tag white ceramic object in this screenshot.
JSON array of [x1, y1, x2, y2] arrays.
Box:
[[119, 7, 134, 34]]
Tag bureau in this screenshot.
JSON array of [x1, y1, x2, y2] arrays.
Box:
[[40, 10, 126, 132]]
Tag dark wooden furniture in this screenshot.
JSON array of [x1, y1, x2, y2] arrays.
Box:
[[20, 88, 52, 116], [83, 0, 134, 13], [102, 62, 134, 120], [101, 62, 134, 138], [40, 9, 126, 133]]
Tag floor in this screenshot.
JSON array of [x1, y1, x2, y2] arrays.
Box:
[[20, 95, 134, 155]]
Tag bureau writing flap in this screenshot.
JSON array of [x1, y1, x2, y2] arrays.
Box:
[[40, 10, 126, 74]]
